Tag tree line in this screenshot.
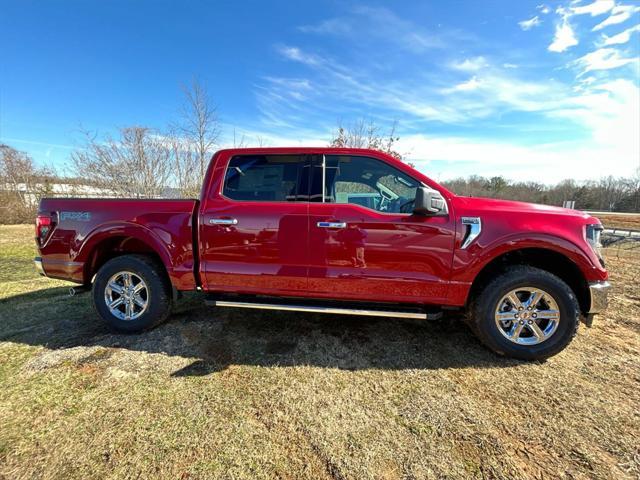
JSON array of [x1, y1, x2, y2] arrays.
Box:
[[1, 85, 639, 223], [441, 174, 640, 213]]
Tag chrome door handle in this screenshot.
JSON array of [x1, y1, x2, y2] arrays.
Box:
[[209, 218, 238, 225], [317, 221, 347, 229]]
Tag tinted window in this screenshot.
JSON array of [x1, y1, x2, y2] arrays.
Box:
[[313, 155, 419, 213], [223, 155, 307, 202]]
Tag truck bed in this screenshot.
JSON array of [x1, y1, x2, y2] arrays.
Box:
[[36, 198, 199, 289]]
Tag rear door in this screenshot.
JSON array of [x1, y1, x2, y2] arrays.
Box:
[[199, 153, 310, 295], [308, 154, 455, 304]]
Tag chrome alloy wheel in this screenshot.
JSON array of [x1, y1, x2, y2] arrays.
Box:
[[104, 271, 149, 321], [494, 287, 560, 345]]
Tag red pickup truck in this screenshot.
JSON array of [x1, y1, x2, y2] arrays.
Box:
[[34, 148, 610, 360]]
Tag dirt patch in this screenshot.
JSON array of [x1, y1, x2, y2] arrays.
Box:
[[22, 346, 113, 373]]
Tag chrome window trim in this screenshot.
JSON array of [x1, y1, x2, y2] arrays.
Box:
[[217, 153, 451, 217]]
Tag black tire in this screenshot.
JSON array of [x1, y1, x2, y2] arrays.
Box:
[[468, 266, 579, 361], [92, 254, 172, 332]]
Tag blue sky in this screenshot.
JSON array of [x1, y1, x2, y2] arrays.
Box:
[[1, 0, 639, 182]]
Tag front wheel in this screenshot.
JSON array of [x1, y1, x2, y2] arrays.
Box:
[[92, 254, 172, 332], [468, 266, 579, 360]]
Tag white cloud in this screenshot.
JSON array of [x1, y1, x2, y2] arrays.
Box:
[[573, 47, 637, 74], [537, 4, 551, 14], [352, 6, 446, 51], [298, 18, 351, 35], [263, 8, 639, 182], [573, 76, 597, 91], [519, 16, 541, 30], [451, 56, 488, 71], [544, 79, 640, 175], [600, 24, 640, 45], [571, 0, 614, 17], [219, 127, 327, 149], [399, 78, 639, 181], [548, 17, 578, 52], [449, 76, 482, 92], [399, 133, 636, 181], [268, 44, 628, 127], [2, 138, 75, 150], [593, 4, 640, 31], [277, 46, 322, 66], [298, 6, 448, 52], [264, 77, 312, 91]]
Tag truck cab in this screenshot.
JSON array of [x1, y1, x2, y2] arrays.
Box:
[[35, 148, 611, 360]]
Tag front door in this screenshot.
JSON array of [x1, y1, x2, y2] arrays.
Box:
[[308, 154, 455, 304], [199, 153, 310, 295]]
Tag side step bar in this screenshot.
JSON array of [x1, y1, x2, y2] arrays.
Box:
[[213, 300, 431, 320]]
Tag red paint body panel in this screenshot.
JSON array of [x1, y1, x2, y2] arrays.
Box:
[[199, 198, 309, 294], [307, 203, 455, 303], [37, 198, 198, 290], [36, 147, 608, 309]]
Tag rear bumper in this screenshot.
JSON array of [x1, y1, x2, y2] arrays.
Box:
[[34, 257, 84, 283], [588, 281, 611, 314], [34, 257, 45, 276]]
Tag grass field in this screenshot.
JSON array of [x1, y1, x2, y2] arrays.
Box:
[[1, 225, 639, 479], [596, 213, 640, 231]]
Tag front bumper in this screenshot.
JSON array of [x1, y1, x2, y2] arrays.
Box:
[[34, 257, 45, 276], [588, 281, 611, 314]]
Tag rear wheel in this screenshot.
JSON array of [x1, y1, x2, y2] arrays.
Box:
[[92, 254, 172, 332], [469, 266, 579, 360]]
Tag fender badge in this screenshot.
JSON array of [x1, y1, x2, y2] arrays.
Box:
[[60, 211, 91, 222]]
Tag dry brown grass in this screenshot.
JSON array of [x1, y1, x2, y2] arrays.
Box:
[[1, 225, 639, 479], [596, 213, 640, 231]]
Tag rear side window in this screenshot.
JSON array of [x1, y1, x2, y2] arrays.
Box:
[[223, 155, 307, 202]]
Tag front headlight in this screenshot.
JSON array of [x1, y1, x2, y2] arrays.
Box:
[[586, 224, 604, 266]]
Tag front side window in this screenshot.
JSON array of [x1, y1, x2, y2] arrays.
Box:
[[223, 155, 307, 202], [313, 155, 419, 213]]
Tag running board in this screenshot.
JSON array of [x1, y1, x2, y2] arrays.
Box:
[[213, 300, 430, 320]]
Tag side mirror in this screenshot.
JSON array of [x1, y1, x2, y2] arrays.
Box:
[[413, 187, 447, 215]]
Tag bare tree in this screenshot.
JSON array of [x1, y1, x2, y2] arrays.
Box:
[[624, 167, 640, 212], [166, 128, 201, 198], [254, 135, 269, 147], [232, 127, 269, 148], [596, 176, 628, 211], [72, 127, 173, 198], [0, 144, 52, 223], [231, 128, 248, 148], [329, 118, 406, 163], [178, 79, 220, 181], [230, 128, 270, 148]]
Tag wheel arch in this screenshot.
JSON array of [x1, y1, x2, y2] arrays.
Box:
[[467, 247, 591, 316], [79, 224, 173, 286]]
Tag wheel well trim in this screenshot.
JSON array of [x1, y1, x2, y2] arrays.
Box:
[[463, 242, 593, 316], [459, 233, 598, 283], [77, 222, 173, 284]]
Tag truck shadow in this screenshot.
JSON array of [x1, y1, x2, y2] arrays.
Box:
[[0, 287, 523, 376]]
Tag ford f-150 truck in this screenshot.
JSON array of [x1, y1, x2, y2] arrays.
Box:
[[34, 148, 610, 360]]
